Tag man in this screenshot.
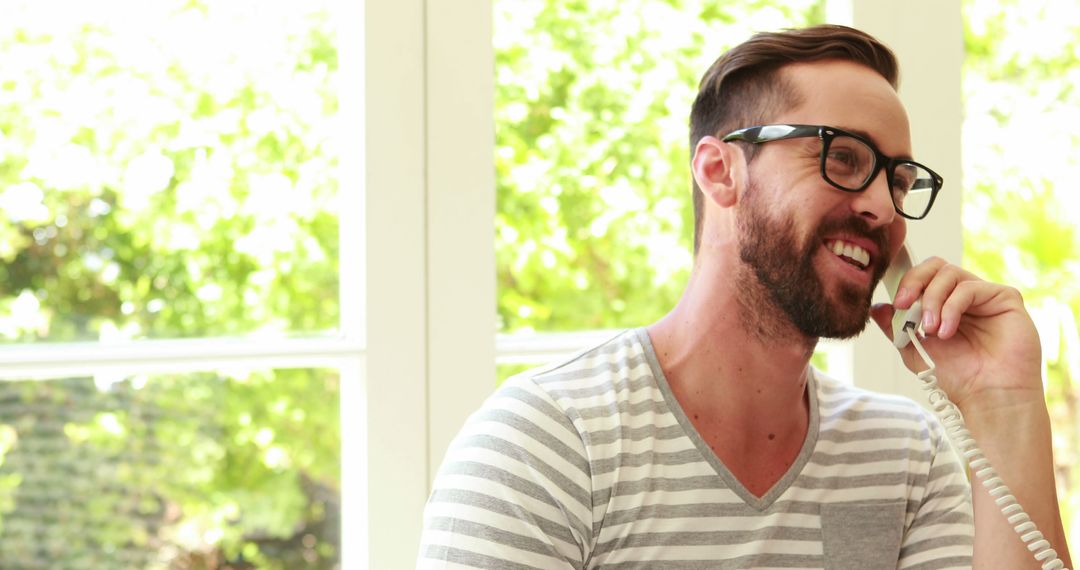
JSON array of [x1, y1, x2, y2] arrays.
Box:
[[418, 25, 1071, 569]]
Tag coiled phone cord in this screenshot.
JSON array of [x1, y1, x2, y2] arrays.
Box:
[[906, 327, 1067, 570]]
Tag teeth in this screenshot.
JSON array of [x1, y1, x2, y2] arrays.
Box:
[[826, 239, 870, 268]]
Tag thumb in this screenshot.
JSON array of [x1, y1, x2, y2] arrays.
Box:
[[869, 303, 895, 342]]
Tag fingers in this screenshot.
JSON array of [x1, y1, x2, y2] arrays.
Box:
[[938, 280, 1021, 338], [892, 256, 946, 309], [915, 262, 973, 337], [893, 256, 995, 340]]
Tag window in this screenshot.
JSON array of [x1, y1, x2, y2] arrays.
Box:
[[0, 1, 358, 567]]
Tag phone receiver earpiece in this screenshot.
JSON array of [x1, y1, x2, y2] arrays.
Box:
[[881, 243, 922, 350], [892, 299, 921, 349]]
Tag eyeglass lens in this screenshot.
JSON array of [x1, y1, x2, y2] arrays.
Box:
[[824, 135, 935, 218]]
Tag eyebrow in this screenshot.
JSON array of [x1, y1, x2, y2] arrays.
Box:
[[840, 126, 915, 161]]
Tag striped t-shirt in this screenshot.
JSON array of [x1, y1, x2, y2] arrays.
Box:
[[419, 329, 974, 569]]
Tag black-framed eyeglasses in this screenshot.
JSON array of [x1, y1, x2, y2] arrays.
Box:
[[721, 124, 943, 220]]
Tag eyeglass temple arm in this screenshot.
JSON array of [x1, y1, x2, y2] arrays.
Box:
[[721, 124, 821, 143]]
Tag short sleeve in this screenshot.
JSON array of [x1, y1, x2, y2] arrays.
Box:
[[417, 375, 593, 569], [897, 412, 974, 569]]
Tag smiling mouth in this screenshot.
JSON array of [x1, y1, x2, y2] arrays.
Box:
[[824, 239, 870, 270]]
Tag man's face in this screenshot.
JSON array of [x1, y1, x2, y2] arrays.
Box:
[[734, 60, 911, 339]]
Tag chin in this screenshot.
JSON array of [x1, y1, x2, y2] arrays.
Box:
[[819, 286, 874, 339]]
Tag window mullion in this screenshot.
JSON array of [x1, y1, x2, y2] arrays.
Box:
[[0, 337, 365, 380]]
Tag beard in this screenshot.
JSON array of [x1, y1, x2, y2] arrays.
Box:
[[735, 181, 890, 340]]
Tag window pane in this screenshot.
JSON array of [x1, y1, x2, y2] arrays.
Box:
[[0, 368, 340, 568], [493, 1, 823, 334], [0, 0, 338, 342]]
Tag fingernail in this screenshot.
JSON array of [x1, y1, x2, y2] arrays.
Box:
[[922, 310, 934, 330], [895, 287, 910, 305]]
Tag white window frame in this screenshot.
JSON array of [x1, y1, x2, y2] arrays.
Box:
[[363, 1, 495, 568]]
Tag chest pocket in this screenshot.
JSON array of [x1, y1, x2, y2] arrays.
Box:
[[821, 501, 906, 570]]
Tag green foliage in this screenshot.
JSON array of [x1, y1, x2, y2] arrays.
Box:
[[0, 0, 338, 342], [494, 0, 824, 333], [963, 0, 1080, 543], [0, 0, 340, 567], [0, 371, 339, 569]]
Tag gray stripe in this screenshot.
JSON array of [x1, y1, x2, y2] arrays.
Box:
[[438, 461, 594, 541], [909, 509, 973, 527], [926, 484, 971, 499], [591, 448, 705, 474], [472, 408, 589, 474], [817, 392, 911, 409], [603, 475, 723, 499], [458, 434, 591, 508], [901, 556, 972, 570], [427, 517, 568, 559], [548, 372, 654, 400], [928, 461, 964, 481], [790, 471, 908, 490], [599, 553, 825, 569], [428, 488, 579, 547], [809, 447, 930, 466], [500, 385, 583, 441], [576, 396, 668, 421], [602, 498, 918, 526], [535, 353, 651, 386], [818, 381, 852, 395], [821, 407, 925, 423], [531, 333, 636, 384], [421, 545, 555, 570], [817, 427, 921, 443], [585, 422, 686, 445], [441, 461, 561, 509], [603, 501, 810, 526], [595, 525, 823, 556]]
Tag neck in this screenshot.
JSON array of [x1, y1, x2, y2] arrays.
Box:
[[647, 251, 816, 434]]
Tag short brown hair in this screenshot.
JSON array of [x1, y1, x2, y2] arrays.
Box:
[[688, 24, 899, 253]]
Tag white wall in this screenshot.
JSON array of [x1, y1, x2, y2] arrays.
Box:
[[364, 1, 494, 568], [842, 1, 964, 401]]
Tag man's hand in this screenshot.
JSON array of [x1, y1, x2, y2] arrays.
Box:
[[869, 257, 1072, 569], [868, 256, 1044, 413]]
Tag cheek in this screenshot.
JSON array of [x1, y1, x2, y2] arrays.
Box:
[[888, 219, 907, 249]]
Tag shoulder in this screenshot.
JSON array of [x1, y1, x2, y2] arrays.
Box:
[[455, 329, 653, 443], [814, 370, 945, 448], [483, 329, 661, 441], [528, 328, 656, 403]]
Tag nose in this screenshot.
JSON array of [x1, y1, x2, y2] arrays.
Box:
[[849, 168, 896, 227]]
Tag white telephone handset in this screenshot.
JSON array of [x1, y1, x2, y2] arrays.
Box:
[[880, 243, 922, 349], [880, 243, 1067, 570]]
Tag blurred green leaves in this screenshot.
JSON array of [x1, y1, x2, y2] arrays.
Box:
[[0, 0, 341, 567], [493, 0, 824, 333], [964, 0, 1080, 544], [0, 0, 339, 343]]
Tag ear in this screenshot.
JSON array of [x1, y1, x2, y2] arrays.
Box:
[[691, 135, 745, 209]]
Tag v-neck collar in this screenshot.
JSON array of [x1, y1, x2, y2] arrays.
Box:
[[635, 328, 821, 512]]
